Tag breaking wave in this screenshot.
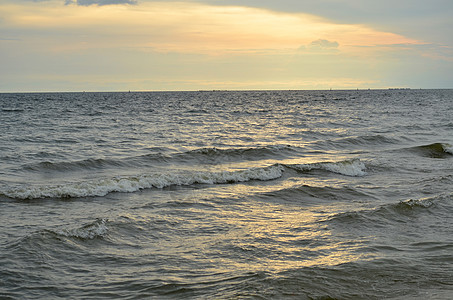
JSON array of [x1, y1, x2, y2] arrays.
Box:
[[2, 159, 370, 200], [2, 165, 284, 200], [287, 159, 367, 177]]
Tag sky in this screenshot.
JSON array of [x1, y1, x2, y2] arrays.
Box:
[[1, 0, 452, 91]]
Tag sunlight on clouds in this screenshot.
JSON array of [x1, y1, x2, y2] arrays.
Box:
[[2, 1, 419, 55], [2, 0, 441, 91]]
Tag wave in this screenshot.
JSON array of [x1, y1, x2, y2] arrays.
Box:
[[334, 135, 401, 146], [311, 135, 401, 150], [1, 108, 25, 113], [2, 165, 285, 200], [23, 158, 131, 172], [324, 195, 445, 226], [5, 219, 109, 265], [55, 218, 109, 240], [3, 158, 369, 200], [409, 143, 453, 158], [180, 145, 298, 161], [392, 197, 435, 210], [287, 159, 367, 177], [254, 184, 375, 204], [22, 145, 299, 173], [5, 218, 109, 256]]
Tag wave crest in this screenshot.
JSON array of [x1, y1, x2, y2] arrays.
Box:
[[185, 145, 297, 160], [22, 145, 297, 173], [288, 159, 367, 177], [24, 158, 128, 172], [412, 143, 453, 158], [395, 198, 435, 210], [56, 218, 109, 240], [3, 165, 284, 200], [325, 195, 443, 226]]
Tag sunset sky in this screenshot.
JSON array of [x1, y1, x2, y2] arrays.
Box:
[[1, 0, 452, 91]]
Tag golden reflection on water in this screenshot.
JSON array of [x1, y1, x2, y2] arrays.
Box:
[[215, 198, 372, 272], [129, 179, 375, 274]]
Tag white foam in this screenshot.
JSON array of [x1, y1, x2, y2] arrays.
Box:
[[443, 143, 453, 154], [4, 165, 284, 199], [401, 198, 434, 208], [291, 159, 367, 177]]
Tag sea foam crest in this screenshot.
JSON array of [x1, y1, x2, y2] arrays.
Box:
[[443, 143, 453, 154], [399, 198, 434, 209], [56, 218, 108, 239], [4, 165, 284, 199], [290, 159, 367, 177]]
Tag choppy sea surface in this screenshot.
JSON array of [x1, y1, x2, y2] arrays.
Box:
[[1, 90, 452, 299]]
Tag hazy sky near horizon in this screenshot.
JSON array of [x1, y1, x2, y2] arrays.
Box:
[[1, 0, 452, 91]]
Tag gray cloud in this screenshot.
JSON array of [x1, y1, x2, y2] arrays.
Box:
[[65, 0, 137, 5], [299, 39, 339, 52], [310, 39, 339, 49]]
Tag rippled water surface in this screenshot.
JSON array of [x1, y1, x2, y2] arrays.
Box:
[[1, 90, 452, 299]]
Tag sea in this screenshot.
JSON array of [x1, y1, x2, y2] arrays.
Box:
[[0, 89, 452, 299]]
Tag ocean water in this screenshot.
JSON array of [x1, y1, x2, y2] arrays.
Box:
[[0, 89, 452, 299]]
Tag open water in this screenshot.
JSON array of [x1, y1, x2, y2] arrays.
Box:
[[0, 89, 452, 299]]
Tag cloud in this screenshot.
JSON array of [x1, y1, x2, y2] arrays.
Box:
[[2, 0, 449, 91], [310, 39, 339, 49], [1, 1, 418, 55], [65, 0, 137, 6], [310, 39, 339, 48], [298, 39, 339, 52], [172, 0, 453, 47]]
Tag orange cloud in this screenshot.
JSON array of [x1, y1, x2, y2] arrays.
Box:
[[2, 1, 420, 54]]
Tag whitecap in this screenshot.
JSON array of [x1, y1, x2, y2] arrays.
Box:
[[290, 159, 367, 177], [3, 165, 284, 199], [443, 143, 453, 154]]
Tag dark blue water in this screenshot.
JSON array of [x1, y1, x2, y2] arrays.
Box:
[[1, 90, 452, 299]]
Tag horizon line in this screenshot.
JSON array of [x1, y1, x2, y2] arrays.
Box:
[[1, 87, 451, 94]]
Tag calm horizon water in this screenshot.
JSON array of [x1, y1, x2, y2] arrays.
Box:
[[1, 89, 452, 299]]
